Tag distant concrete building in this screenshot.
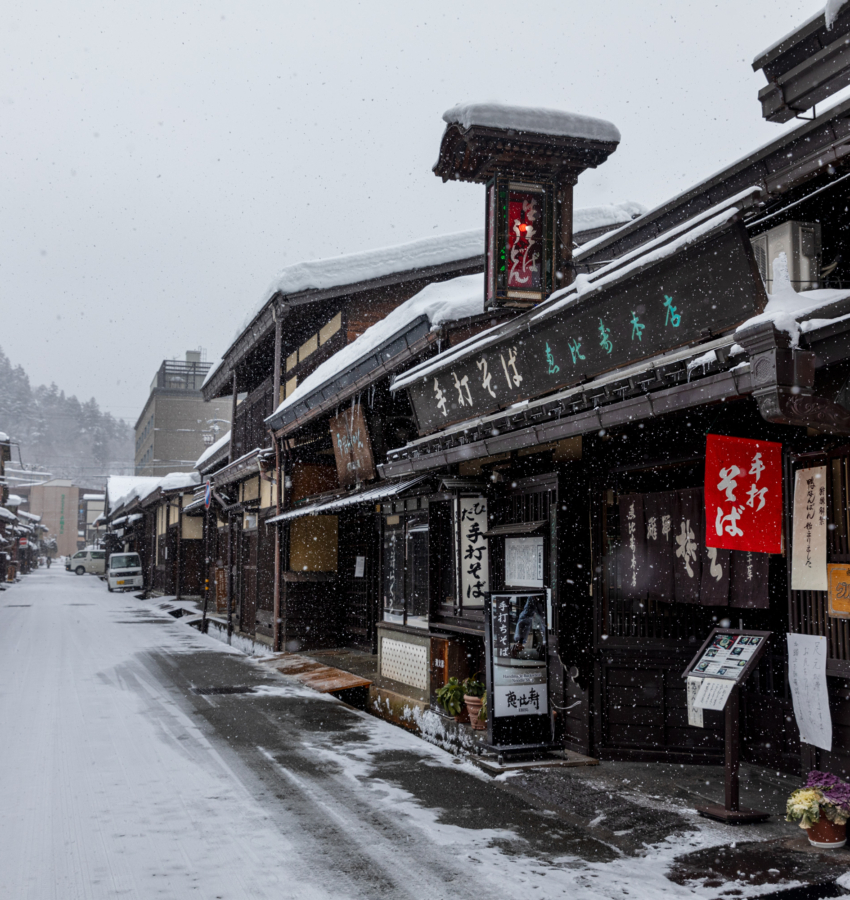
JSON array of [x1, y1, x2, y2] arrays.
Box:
[[134, 351, 231, 477], [80, 493, 105, 545], [27, 480, 79, 558]]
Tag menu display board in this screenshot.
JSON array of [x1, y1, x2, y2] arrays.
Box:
[[690, 632, 765, 681]]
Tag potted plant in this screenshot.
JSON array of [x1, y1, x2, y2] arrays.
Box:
[[436, 677, 467, 723], [462, 674, 486, 731], [786, 771, 850, 848]]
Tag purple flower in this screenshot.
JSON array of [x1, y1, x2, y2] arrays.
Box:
[[806, 771, 850, 814], [806, 771, 843, 791]]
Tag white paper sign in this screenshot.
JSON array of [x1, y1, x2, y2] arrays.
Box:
[[354, 556, 365, 578], [788, 633, 832, 751], [694, 677, 735, 711], [505, 536, 544, 588], [791, 467, 828, 591], [687, 676, 705, 727]]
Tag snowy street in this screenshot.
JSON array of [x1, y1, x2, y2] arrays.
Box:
[[0, 567, 769, 900]]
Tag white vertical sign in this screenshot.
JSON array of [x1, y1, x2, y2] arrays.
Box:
[[686, 677, 704, 728], [686, 675, 705, 728], [791, 466, 828, 591], [787, 633, 832, 751], [458, 497, 489, 608]]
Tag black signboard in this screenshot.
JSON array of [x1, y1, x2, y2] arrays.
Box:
[[406, 221, 766, 435], [485, 593, 551, 749]]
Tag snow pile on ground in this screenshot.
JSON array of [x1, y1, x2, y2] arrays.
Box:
[[270, 273, 484, 420], [443, 102, 621, 143], [195, 429, 230, 470]]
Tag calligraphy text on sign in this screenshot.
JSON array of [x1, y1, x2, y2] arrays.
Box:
[[704, 434, 782, 554], [791, 467, 828, 592], [458, 498, 489, 607], [406, 223, 766, 435]]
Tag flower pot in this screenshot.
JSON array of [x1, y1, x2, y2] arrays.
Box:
[[464, 695, 485, 731], [807, 817, 847, 848]]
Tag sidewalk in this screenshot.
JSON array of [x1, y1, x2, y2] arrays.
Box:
[[141, 594, 850, 897]]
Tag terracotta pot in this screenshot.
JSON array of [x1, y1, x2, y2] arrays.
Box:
[[807, 816, 847, 848], [464, 695, 486, 731]]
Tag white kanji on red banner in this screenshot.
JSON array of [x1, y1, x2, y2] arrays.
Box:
[[704, 434, 782, 554]]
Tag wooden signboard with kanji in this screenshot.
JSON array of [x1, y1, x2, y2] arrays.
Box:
[[329, 404, 376, 488]]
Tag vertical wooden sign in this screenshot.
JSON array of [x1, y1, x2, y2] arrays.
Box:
[[329, 404, 376, 488]]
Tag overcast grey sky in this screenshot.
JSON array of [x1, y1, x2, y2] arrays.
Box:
[[0, 0, 824, 424]]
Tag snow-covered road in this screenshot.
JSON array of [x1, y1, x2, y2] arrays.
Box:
[[0, 569, 759, 899]]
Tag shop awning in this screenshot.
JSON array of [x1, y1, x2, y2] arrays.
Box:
[[484, 520, 547, 537], [266, 476, 428, 525]]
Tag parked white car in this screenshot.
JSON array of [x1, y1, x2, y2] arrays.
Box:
[[107, 553, 143, 592], [68, 548, 107, 576]]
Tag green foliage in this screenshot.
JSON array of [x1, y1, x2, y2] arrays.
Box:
[[436, 677, 465, 717], [462, 673, 485, 698], [478, 690, 488, 722]]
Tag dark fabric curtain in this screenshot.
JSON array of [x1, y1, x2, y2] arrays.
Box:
[[673, 488, 702, 604], [645, 491, 676, 603], [729, 551, 770, 609]]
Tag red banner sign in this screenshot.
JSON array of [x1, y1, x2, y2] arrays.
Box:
[[705, 434, 782, 554]]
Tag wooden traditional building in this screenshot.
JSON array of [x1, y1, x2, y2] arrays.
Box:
[[372, 79, 850, 774]]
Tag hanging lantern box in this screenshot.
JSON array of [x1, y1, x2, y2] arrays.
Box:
[[433, 104, 621, 311], [485, 174, 556, 308]]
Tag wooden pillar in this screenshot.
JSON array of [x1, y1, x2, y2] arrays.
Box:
[[226, 512, 233, 644], [724, 685, 741, 812], [229, 371, 238, 459], [556, 180, 576, 290], [272, 310, 283, 412], [175, 494, 183, 600], [272, 436, 282, 652]]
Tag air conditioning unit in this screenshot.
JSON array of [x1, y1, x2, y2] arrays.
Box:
[[750, 220, 821, 293]]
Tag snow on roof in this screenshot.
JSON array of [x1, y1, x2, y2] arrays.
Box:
[[158, 472, 200, 493], [5, 494, 23, 507], [203, 229, 486, 390], [106, 476, 162, 513], [736, 253, 850, 345], [0, 507, 17, 522], [269, 273, 484, 422], [393, 192, 755, 392], [443, 103, 621, 143], [195, 430, 230, 470], [17, 510, 41, 522], [82, 494, 104, 501], [574, 202, 647, 234], [0, 432, 9, 442]]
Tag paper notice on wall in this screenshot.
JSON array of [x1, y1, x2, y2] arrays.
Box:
[[788, 633, 832, 751], [687, 676, 704, 727], [354, 556, 365, 578], [791, 467, 828, 592], [694, 677, 735, 711]]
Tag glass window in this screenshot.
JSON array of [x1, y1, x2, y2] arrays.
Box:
[[73, 552, 85, 559], [110, 554, 140, 569], [406, 514, 429, 628], [382, 512, 430, 629], [91, 552, 105, 559], [382, 519, 405, 624]]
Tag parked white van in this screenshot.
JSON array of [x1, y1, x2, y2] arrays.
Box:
[[107, 553, 143, 592], [68, 548, 107, 576]]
